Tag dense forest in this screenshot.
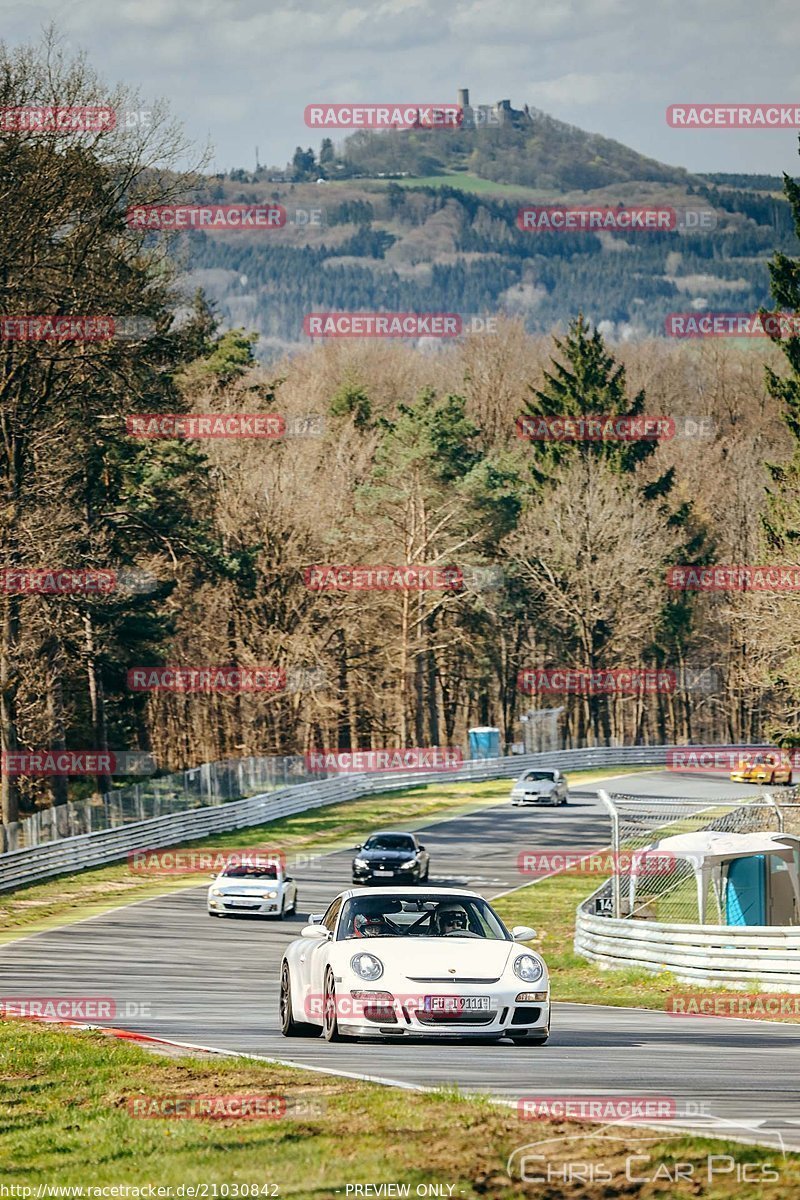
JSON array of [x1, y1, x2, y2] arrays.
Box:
[[4, 39, 800, 827]]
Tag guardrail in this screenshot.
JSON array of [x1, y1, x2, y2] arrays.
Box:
[[575, 784, 800, 991], [575, 884, 800, 990], [0, 743, 674, 892]]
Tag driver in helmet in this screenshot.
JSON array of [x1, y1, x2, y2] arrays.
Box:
[[353, 912, 394, 938], [434, 902, 469, 936]]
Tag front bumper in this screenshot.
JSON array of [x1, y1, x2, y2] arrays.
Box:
[[512, 792, 559, 805], [337, 986, 550, 1038], [352, 865, 420, 882], [208, 896, 282, 916]]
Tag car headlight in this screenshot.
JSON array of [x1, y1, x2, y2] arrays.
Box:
[[353, 858, 368, 868], [211, 888, 223, 896], [514, 954, 544, 983], [399, 859, 417, 868], [262, 890, 278, 899], [350, 953, 383, 981]]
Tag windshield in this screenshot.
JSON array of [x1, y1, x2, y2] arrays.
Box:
[[523, 772, 556, 782], [337, 894, 511, 941], [363, 835, 416, 851], [221, 865, 279, 879]]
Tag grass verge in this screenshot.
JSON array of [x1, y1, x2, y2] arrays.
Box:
[[1, 1018, 796, 1199], [0, 768, 634, 943]]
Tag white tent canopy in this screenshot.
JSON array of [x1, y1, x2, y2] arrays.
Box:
[[629, 831, 800, 925]]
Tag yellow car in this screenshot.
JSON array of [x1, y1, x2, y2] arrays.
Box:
[[730, 751, 793, 786]]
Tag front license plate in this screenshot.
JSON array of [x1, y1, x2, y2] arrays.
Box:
[[424, 995, 490, 1014], [375, 868, 393, 874], [227, 899, 259, 907]]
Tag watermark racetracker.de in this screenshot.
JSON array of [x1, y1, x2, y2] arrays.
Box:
[[126, 1094, 325, 1119], [1, 750, 156, 776], [517, 206, 718, 233], [517, 667, 721, 695], [515, 414, 715, 441]]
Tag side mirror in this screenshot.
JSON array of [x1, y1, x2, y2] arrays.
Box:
[[284, 875, 293, 882], [301, 925, 330, 940], [511, 925, 537, 942], [354, 844, 362, 851], [418, 845, 426, 851], [308, 913, 324, 924]]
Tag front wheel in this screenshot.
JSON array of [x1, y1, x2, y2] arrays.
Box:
[[323, 969, 347, 1042], [280, 963, 320, 1038]]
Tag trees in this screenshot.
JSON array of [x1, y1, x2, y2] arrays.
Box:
[[508, 459, 680, 743], [520, 313, 662, 480], [510, 316, 704, 743], [758, 166, 800, 742], [0, 34, 214, 826], [291, 146, 316, 181]]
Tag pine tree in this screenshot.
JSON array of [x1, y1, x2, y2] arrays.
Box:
[[758, 166, 800, 743], [520, 313, 663, 481], [762, 171, 800, 557]]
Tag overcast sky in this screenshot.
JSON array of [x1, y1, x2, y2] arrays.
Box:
[[4, 0, 800, 176]]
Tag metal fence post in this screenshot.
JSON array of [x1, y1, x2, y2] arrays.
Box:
[[763, 791, 784, 832], [597, 789, 621, 919]]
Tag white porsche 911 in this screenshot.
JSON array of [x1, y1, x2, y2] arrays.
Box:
[[279, 887, 550, 1044]]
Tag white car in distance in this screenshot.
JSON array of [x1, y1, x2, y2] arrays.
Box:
[[279, 887, 550, 1044], [207, 860, 297, 919], [511, 768, 568, 807]]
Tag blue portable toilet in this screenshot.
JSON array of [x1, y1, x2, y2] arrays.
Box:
[[468, 726, 501, 760], [726, 855, 767, 925]]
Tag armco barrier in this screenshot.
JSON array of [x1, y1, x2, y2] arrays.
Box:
[[575, 883, 800, 991], [0, 744, 674, 892]]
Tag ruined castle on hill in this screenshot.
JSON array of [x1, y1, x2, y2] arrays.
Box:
[[456, 88, 530, 128]]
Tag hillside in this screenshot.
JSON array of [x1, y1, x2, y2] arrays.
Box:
[[331, 102, 696, 191], [179, 173, 796, 356], [177, 99, 800, 356]]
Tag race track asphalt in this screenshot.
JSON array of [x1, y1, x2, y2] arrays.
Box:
[[2, 768, 799, 1152]]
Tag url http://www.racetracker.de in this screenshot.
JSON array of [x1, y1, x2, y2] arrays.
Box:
[[1, 1187, 281, 1198]]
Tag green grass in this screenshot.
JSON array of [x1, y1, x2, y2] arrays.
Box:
[[385, 172, 544, 197], [0, 768, 633, 943], [1, 1018, 796, 1198]]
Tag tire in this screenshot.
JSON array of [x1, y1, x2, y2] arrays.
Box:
[[289, 891, 297, 914], [769, 773, 776, 785], [510, 1030, 549, 1045], [323, 968, 347, 1042], [279, 897, 286, 919], [280, 962, 320, 1038], [208, 911, 220, 918]]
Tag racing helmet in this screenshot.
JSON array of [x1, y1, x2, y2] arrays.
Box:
[[353, 912, 391, 938], [435, 902, 469, 935]]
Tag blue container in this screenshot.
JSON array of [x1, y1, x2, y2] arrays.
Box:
[[726, 855, 767, 925], [468, 727, 501, 760]]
